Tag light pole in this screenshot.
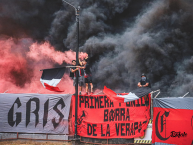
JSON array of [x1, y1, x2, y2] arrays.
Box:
[[62, 0, 80, 139]]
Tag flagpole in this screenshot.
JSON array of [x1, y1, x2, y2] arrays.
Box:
[[75, 5, 80, 139], [62, 0, 80, 139], [39, 66, 81, 71]]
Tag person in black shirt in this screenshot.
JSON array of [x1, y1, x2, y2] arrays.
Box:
[[70, 60, 78, 86], [69, 60, 76, 79], [138, 73, 151, 88], [78, 59, 85, 95], [138, 73, 151, 106], [70, 60, 84, 94], [82, 59, 93, 95]]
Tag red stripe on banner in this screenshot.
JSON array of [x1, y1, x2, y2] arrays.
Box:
[[152, 107, 193, 145], [44, 83, 63, 92], [103, 86, 125, 103], [72, 94, 151, 139]]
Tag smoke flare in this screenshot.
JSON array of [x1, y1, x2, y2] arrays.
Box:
[[1, 0, 193, 96]]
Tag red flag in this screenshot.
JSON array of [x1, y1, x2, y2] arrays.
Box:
[[152, 97, 193, 145], [103, 86, 125, 102], [103, 86, 151, 102], [71, 94, 151, 139]]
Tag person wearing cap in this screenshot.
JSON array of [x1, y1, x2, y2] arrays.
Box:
[[138, 73, 151, 88]]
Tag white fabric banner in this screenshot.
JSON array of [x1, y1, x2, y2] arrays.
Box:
[[0, 93, 72, 134]]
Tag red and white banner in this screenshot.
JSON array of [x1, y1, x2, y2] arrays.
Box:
[[72, 94, 151, 138], [152, 97, 193, 145]]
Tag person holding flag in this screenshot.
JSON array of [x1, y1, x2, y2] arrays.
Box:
[[70, 60, 84, 95]]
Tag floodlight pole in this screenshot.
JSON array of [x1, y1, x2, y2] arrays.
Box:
[[62, 0, 80, 139]]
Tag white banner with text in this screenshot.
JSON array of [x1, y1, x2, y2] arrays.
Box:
[[0, 94, 72, 134]]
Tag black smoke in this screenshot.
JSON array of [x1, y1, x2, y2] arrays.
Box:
[[1, 0, 193, 97], [0, 0, 63, 40]]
